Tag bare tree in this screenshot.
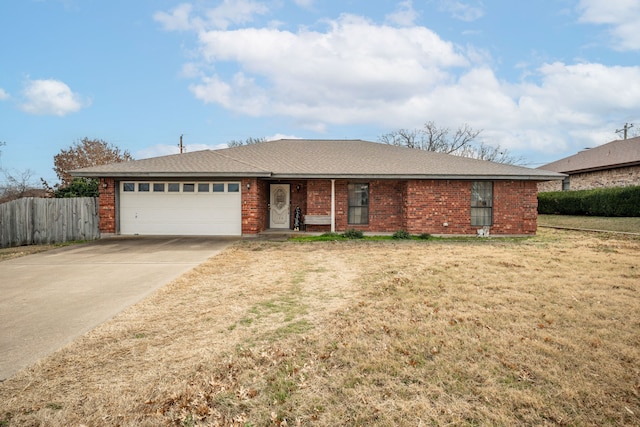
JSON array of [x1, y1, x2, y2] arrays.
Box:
[[49, 137, 133, 187], [227, 137, 267, 148], [0, 169, 45, 203], [380, 122, 521, 165]]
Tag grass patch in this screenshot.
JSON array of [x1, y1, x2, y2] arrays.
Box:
[[538, 214, 640, 233], [1, 229, 638, 426]]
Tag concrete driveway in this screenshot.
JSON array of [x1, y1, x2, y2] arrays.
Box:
[[0, 236, 236, 381]]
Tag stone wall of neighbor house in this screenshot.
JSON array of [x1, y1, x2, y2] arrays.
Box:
[[98, 178, 116, 234], [566, 165, 640, 191], [537, 180, 563, 192], [538, 165, 640, 192]]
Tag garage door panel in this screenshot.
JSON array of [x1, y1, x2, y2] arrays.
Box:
[[119, 182, 242, 236]]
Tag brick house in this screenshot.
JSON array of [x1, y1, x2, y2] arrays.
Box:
[[538, 136, 640, 192], [73, 139, 563, 237]]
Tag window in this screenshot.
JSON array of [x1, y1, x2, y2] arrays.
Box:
[[348, 183, 369, 225], [138, 183, 150, 192], [198, 183, 209, 192], [212, 183, 225, 192], [183, 183, 195, 192], [123, 182, 135, 192], [471, 181, 493, 226], [228, 183, 240, 192], [168, 183, 180, 192], [153, 183, 165, 192]]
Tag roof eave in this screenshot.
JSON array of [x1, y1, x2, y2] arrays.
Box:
[[270, 173, 567, 181], [70, 171, 272, 179]]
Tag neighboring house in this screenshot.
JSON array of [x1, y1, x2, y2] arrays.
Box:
[[538, 136, 640, 192], [72, 139, 563, 237]]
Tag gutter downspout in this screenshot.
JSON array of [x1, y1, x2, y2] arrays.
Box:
[[331, 179, 336, 233]]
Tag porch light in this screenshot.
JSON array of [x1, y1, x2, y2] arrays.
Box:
[[296, 184, 301, 192], [246, 182, 251, 190], [102, 182, 108, 188]]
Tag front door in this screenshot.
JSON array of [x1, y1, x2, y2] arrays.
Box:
[[270, 184, 290, 229]]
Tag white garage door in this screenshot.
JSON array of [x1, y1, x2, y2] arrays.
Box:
[[119, 181, 242, 236]]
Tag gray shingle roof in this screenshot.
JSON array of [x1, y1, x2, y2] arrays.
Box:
[[72, 139, 564, 181], [538, 136, 640, 174]]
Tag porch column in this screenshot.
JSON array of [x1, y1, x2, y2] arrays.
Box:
[[331, 179, 336, 233]]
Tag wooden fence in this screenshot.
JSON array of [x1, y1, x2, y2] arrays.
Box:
[[0, 197, 99, 248]]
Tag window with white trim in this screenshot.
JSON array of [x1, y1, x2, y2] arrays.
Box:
[[471, 181, 493, 226]]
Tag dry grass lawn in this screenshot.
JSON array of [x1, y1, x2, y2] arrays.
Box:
[[1, 229, 639, 426]]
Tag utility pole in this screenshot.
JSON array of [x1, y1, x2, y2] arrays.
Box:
[[179, 134, 184, 154], [615, 123, 634, 140]]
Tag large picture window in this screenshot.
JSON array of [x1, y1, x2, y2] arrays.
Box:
[[348, 183, 369, 225], [471, 181, 493, 226]]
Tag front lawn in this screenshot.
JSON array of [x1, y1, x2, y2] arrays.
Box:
[[1, 229, 638, 426], [538, 214, 640, 233]]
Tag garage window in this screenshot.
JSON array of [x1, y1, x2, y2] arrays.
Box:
[[138, 183, 150, 192], [228, 183, 240, 192], [198, 183, 209, 192], [213, 183, 224, 192], [168, 183, 180, 192], [123, 183, 135, 192], [183, 183, 195, 192], [153, 183, 165, 192]]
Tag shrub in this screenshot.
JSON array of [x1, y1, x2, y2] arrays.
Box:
[[538, 186, 640, 217], [418, 233, 432, 240], [392, 229, 411, 239], [342, 229, 363, 239]]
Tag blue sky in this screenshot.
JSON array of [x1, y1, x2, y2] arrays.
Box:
[[1, 0, 639, 185]]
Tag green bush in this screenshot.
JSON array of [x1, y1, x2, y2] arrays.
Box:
[[392, 229, 411, 239], [418, 233, 432, 240], [342, 229, 364, 239], [538, 186, 640, 217], [54, 177, 99, 198]]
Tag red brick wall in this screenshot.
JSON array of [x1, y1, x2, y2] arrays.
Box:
[[98, 177, 539, 236], [305, 180, 332, 231], [403, 180, 471, 234], [98, 178, 116, 234], [492, 180, 538, 235], [333, 180, 404, 232], [242, 178, 269, 235], [292, 179, 539, 236]]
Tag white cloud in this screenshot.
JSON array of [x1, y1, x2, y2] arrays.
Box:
[[190, 14, 468, 128], [168, 7, 640, 157], [154, 0, 269, 31], [438, 0, 485, 22], [153, 3, 195, 31], [20, 79, 88, 116], [293, 0, 314, 9], [386, 0, 419, 27], [266, 133, 301, 141], [0, 88, 9, 100], [577, 0, 640, 50]]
